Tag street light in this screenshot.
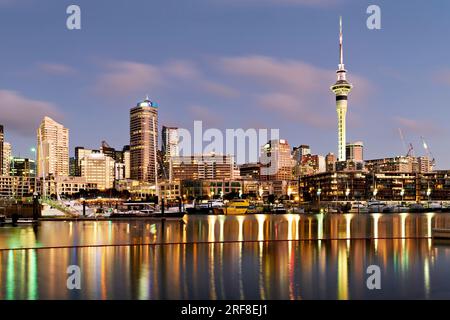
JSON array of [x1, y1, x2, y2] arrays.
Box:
[[373, 188, 378, 199], [427, 187, 432, 208], [317, 188, 322, 211], [345, 188, 350, 202], [400, 188, 405, 203]]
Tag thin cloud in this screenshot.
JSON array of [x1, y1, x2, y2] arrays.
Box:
[[94, 61, 164, 97], [94, 60, 238, 99], [37, 63, 77, 75], [217, 55, 372, 128], [0, 90, 63, 136], [394, 116, 443, 136], [433, 68, 450, 86], [188, 105, 223, 127]]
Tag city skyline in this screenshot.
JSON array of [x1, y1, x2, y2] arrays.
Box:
[[0, 1, 450, 168]]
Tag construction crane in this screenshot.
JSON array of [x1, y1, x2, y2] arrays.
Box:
[[421, 136, 436, 167], [398, 128, 415, 157]]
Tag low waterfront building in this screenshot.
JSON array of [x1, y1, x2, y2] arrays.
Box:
[[38, 176, 98, 197], [365, 156, 416, 173], [0, 175, 33, 198], [239, 163, 261, 180], [301, 171, 368, 202], [299, 170, 450, 202], [180, 179, 243, 199], [115, 179, 156, 199], [79, 153, 115, 190], [169, 154, 234, 181], [158, 180, 182, 201]]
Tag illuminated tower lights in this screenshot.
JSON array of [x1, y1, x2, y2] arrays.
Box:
[[331, 17, 353, 162]]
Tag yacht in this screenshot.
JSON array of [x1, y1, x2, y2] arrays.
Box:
[[186, 199, 224, 215], [272, 203, 287, 214]]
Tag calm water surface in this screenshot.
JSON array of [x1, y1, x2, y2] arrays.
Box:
[[1, 213, 450, 299]]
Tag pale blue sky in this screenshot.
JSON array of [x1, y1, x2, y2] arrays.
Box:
[[0, 0, 450, 167]]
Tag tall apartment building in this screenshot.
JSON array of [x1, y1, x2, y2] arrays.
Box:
[[130, 97, 158, 183], [37, 117, 69, 178], [0, 125, 3, 175], [162, 126, 179, 161], [2, 142, 11, 176], [169, 154, 234, 181], [260, 139, 295, 181], [123, 145, 131, 179]]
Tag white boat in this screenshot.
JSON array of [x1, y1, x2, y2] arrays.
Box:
[[367, 200, 387, 213], [349, 202, 369, 213], [392, 204, 409, 213], [428, 202, 443, 210]]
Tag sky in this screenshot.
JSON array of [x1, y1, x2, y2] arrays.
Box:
[[1, 0, 450, 167]]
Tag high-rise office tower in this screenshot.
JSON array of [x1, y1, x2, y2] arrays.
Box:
[[3, 142, 11, 175], [331, 17, 352, 161], [37, 116, 69, 178], [162, 126, 179, 161], [260, 139, 295, 181], [130, 97, 158, 183], [0, 125, 3, 175]]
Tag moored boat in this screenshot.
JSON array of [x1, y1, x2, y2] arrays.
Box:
[[224, 199, 250, 215]]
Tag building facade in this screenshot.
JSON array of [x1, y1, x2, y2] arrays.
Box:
[[260, 139, 295, 181], [0, 125, 3, 175], [161, 126, 179, 162], [169, 154, 234, 181], [346, 141, 364, 162], [37, 117, 69, 178], [79, 152, 115, 190], [130, 97, 158, 183], [2, 142, 11, 176]]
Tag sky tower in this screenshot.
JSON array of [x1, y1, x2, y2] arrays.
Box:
[[331, 17, 352, 162]]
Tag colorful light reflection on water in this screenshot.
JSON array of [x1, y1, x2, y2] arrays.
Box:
[[1, 213, 450, 299]]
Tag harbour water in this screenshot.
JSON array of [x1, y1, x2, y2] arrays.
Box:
[[1, 213, 450, 299]]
